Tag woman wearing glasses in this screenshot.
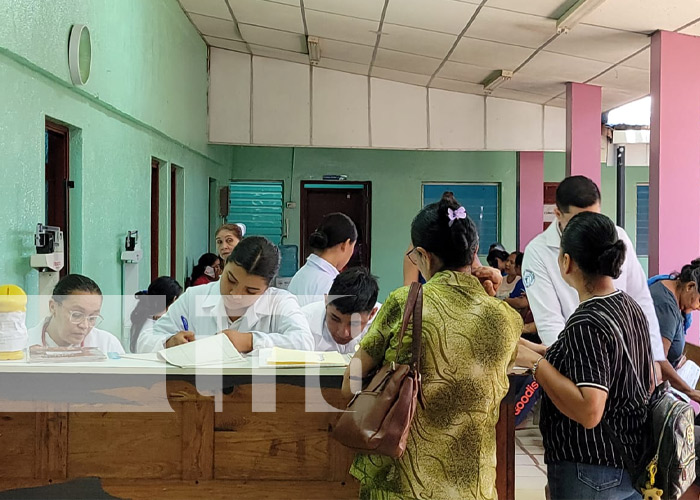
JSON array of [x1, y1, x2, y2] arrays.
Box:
[[27, 274, 124, 354]]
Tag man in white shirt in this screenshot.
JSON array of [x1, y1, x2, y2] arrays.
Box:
[[522, 175, 666, 362], [301, 268, 380, 354]]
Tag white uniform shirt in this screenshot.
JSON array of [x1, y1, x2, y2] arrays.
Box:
[[522, 222, 665, 361], [301, 300, 381, 354], [136, 281, 314, 353], [288, 254, 339, 307], [27, 320, 125, 354]]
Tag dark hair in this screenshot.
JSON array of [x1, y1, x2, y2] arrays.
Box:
[[411, 191, 479, 269], [561, 212, 626, 279], [215, 223, 243, 240], [556, 175, 601, 213], [309, 213, 358, 251], [188, 253, 220, 287], [489, 242, 507, 253], [487, 249, 509, 268], [672, 259, 700, 289], [52, 274, 102, 301], [327, 267, 379, 315], [228, 236, 280, 284], [130, 276, 182, 352], [514, 252, 524, 268]]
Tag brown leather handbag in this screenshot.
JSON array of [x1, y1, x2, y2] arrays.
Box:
[[331, 282, 423, 459]]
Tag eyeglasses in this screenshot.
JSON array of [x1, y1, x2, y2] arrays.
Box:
[[66, 310, 103, 328], [406, 247, 419, 266]]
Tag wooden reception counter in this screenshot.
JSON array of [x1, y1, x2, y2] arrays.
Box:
[[0, 357, 521, 500]]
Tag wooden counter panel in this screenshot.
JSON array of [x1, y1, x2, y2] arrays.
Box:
[[214, 403, 336, 480], [0, 413, 36, 478], [68, 412, 183, 479]]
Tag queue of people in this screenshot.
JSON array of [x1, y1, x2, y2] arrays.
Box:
[[17, 175, 700, 500]]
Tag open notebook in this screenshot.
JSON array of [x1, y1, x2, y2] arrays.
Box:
[[156, 334, 245, 368]]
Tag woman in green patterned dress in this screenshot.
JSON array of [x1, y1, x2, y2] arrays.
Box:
[[342, 192, 522, 500]]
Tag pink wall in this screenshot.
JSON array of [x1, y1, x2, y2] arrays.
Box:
[[650, 30, 700, 344], [518, 151, 544, 250], [566, 82, 602, 187]]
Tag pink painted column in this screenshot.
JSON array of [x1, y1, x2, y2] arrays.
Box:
[[566, 82, 602, 186], [517, 151, 544, 250], [650, 30, 700, 344]]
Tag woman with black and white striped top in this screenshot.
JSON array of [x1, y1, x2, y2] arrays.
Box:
[[517, 212, 652, 500]]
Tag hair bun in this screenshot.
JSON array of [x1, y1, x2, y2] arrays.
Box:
[[308, 230, 329, 249], [598, 239, 626, 279]]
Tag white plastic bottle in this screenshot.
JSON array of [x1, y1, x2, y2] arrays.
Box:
[[0, 285, 28, 360]]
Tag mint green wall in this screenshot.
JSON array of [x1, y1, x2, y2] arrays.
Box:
[[544, 152, 566, 182], [0, 0, 231, 338], [232, 147, 520, 300]]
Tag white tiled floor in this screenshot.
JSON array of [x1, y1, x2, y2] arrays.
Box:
[[515, 424, 548, 499]]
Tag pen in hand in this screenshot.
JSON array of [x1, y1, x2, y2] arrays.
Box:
[[181, 316, 189, 331]]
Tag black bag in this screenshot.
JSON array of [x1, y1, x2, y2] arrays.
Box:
[[599, 311, 696, 500]]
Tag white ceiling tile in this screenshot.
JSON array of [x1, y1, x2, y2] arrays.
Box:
[[249, 45, 310, 64], [500, 73, 566, 97], [488, 88, 552, 104], [228, 0, 304, 33], [620, 47, 650, 70], [544, 105, 566, 151], [485, 0, 579, 18], [319, 39, 374, 65], [265, 0, 300, 6], [547, 96, 567, 108], [373, 49, 442, 76], [451, 37, 532, 70], [380, 24, 456, 59], [305, 10, 380, 46], [239, 24, 306, 52], [468, 7, 557, 48], [583, 0, 700, 33], [486, 97, 544, 149], [304, 0, 384, 21], [518, 51, 610, 82], [317, 58, 370, 76], [429, 89, 485, 149], [372, 67, 431, 86], [430, 78, 485, 94], [205, 36, 250, 53], [209, 48, 251, 143], [180, 0, 232, 19], [436, 61, 493, 83], [680, 20, 700, 36], [589, 66, 650, 93], [601, 88, 648, 112], [385, 0, 478, 35], [189, 13, 242, 40], [546, 25, 649, 63]]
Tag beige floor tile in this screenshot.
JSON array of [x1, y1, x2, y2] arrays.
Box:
[[515, 487, 547, 500], [516, 475, 548, 490], [517, 465, 546, 477]]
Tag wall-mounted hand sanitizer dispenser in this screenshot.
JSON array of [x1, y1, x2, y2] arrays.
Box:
[[121, 231, 142, 347], [30, 224, 65, 319]]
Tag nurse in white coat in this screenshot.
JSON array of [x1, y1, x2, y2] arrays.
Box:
[[288, 212, 357, 307], [301, 267, 380, 354], [27, 274, 124, 354], [522, 175, 665, 361], [137, 236, 314, 353]]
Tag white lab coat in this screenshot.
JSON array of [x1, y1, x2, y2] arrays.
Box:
[[136, 281, 314, 353], [27, 320, 125, 354], [288, 254, 339, 307], [522, 222, 665, 361], [301, 300, 381, 354]]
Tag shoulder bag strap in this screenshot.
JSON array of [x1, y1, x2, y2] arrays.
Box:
[[397, 282, 423, 368]]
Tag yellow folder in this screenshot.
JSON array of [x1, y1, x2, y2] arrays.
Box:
[[267, 347, 348, 366]]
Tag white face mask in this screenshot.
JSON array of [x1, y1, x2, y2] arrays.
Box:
[[204, 266, 216, 279]]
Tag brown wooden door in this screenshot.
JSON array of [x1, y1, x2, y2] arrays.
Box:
[[151, 160, 160, 281], [543, 182, 559, 231], [45, 121, 71, 276], [300, 182, 372, 271]]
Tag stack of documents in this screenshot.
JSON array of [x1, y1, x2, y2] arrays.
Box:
[[122, 335, 244, 368], [260, 347, 350, 367]]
